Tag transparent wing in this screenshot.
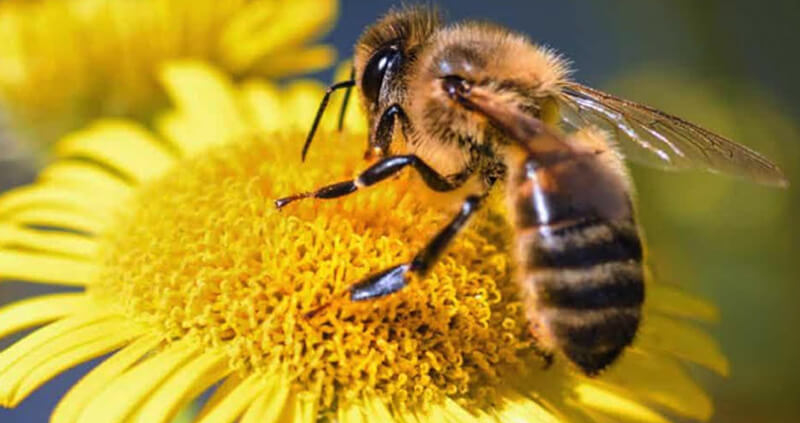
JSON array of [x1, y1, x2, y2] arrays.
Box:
[[558, 82, 788, 187]]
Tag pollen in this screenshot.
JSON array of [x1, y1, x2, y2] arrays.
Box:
[[93, 132, 536, 409]]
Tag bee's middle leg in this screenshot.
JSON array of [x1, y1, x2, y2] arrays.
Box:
[[274, 155, 455, 209], [349, 194, 484, 302]]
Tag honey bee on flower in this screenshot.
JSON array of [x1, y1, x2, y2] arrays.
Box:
[[277, 5, 784, 376], [6, 1, 795, 422]]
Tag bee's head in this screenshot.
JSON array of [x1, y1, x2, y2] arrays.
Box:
[[354, 6, 441, 117], [402, 23, 571, 146]]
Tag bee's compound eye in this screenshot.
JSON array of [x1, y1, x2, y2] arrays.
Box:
[[362, 45, 401, 105]]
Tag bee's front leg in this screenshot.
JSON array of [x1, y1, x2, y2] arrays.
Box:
[[274, 154, 456, 209]]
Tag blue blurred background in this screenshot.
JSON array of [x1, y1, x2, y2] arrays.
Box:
[[1, 1, 798, 422]]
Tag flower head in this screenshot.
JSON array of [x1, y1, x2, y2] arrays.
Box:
[[0, 0, 336, 156], [0, 62, 728, 422]]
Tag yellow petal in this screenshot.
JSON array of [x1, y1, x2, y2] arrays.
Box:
[[0, 317, 123, 406], [362, 396, 397, 423], [7, 207, 106, 234], [56, 120, 176, 183], [0, 185, 112, 220], [196, 373, 269, 423], [52, 335, 163, 423], [218, 1, 283, 70], [647, 283, 719, 322], [0, 316, 120, 374], [573, 383, 670, 423], [0, 311, 113, 376], [440, 397, 483, 423], [158, 61, 248, 154], [0, 293, 88, 340], [638, 314, 729, 375], [132, 351, 231, 423], [493, 388, 562, 423], [336, 399, 368, 423], [423, 403, 473, 423], [219, 0, 336, 73], [278, 383, 320, 423], [0, 223, 98, 259], [240, 373, 290, 423], [195, 374, 244, 421], [40, 161, 133, 200], [582, 408, 643, 423], [8, 322, 140, 406], [249, 45, 336, 78], [77, 340, 199, 423], [0, 249, 97, 285], [388, 406, 421, 423], [518, 371, 596, 423], [239, 80, 283, 133], [601, 349, 713, 421]]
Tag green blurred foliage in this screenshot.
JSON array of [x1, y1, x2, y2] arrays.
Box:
[[606, 2, 800, 420], [608, 69, 800, 422]]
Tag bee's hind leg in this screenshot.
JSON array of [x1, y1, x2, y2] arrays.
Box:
[[349, 194, 485, 302]]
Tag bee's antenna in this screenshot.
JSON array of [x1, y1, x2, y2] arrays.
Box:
[[302, 79, 356, 162], [336, 66, 356, 132]]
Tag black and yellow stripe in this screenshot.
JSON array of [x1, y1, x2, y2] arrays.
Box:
[[511, 154, 644, 375]]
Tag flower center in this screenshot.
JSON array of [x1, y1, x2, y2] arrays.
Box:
[[94, 133, 538, 409]]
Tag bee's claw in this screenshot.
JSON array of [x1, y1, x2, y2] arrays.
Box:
[[274, 193, 311, 209]]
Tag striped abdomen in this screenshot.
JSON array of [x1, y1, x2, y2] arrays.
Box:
[[509, 152, 644, 375]]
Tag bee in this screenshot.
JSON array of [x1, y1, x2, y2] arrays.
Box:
[[275, 6, 787, 375]]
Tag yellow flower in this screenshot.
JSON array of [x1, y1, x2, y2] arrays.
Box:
[[0, 0, 336, 157], [0, 62, 728, 422]]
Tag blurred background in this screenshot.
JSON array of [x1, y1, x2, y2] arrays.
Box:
[[1, 0, 798, 422]]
